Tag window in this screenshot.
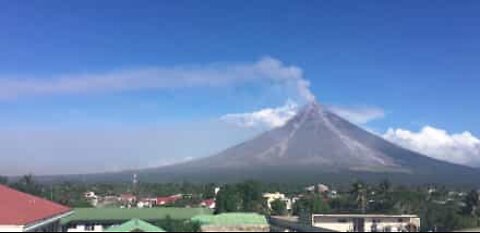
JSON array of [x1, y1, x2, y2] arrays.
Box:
[[337, 218, 348, 223], [84, 224, 95, 231], [398, 218, 404, 223]]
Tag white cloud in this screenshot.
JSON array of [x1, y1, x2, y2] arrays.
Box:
[[328, 106, 386, 124], [221, 102, 386, 129], [383, 126, 480, 167], [0, 57, 315, 103], [221, 101, 299, 129]]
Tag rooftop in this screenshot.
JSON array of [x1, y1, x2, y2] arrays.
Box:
[[61, 207, 213, 224], [191, 213, 268, 226], [0, 185, 71, 226], [105, 219, 166, 232]]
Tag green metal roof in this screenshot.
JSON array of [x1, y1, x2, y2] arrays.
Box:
[[105, 219, 166, 232], [191, 213, 268, 226], [61, 208, 213, 224]]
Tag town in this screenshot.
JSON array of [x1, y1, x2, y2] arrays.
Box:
[[2, 1, 480, 232], [1, 175, 479, 232]]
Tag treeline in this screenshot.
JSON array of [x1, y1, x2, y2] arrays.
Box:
[[213, 180, 480, 232], [2, 175, 479, 231]]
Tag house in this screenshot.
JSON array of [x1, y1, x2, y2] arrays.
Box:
[[119, 194, 136, 204], [0, 185, 73, 232], [62, 207, 213, 232], [156, 194, 182, 206], [191, 213, 270, 232], [83, 192, 98, 207], [306, 184, 330, 194], [200, 199, 216, 209], [105, 219, 165, 232], [263, 192, 292, 211], [136, 198, 157, 208], [309, 214, 420, 232]]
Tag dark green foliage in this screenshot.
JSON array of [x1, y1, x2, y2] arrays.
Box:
[[350, 181, 368, 213], [154, 215, 201, 232], [420, 203, 478, 232], [293, 194, 330, 215], [215, 180, 268, 214], [464, 190, 479, 216], [271, 199, 288, 216], [203, 183, 217, 199], [11, 174, 43, 196], [0, 176, 8, 185]]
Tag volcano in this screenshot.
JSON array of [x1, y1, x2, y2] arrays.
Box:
[[46, 102, 479, 185], [136, 102, 479, 185]]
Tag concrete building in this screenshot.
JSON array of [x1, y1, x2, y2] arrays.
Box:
[[310, 214, 420, 232], [0, 185, 73, 232]]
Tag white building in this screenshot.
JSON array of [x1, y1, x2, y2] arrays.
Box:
[[310, 214, 420, 232], [263, 192, 293, 211]]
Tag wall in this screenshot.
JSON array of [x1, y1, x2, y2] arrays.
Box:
[[312, 216, 420, 232], [66, 224, 104, 232], [0, 225, 24, 232]]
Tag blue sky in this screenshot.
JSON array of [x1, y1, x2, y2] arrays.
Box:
[[1, 1, 479, 175]]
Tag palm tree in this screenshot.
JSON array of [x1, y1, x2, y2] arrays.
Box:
[[465, 190, 479, 217], [351, 181, 368, 213]]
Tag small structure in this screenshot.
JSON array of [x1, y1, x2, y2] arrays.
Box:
[[156, 195, 182, 206], [105, 219, 165, 232], [200, 199, 216, 209], [309, 214, 420, 232], [0, 185, 72, 232], [306, 184, 330, 194], [263, 192, 292, 211], [136, 198, 157, 208], [119, 194, 137, 206], [191, 213, 269, 232]]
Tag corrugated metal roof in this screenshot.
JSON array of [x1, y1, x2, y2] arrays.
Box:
[[61, 207, 213, 224], [105, 219, 165, 232], [0, 185, 71, 225], [191, 213, 268, 226]]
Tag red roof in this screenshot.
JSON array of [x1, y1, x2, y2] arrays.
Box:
[[201, 199, 216, 207], [156, 195, 182, 205], [0, 185, 71, 225]]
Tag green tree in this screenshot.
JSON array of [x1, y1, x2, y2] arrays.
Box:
[[271, 199, 287, 216], [294, 194, 330, 215], [0, 176, 8, 185], [351, 181, 368, 213], [464, 190, 479, 217], [12, 174, 42, 196], [215, 181, 267, 214], [215, 185, 242, 214], [378, 179, 392, 195], [155, 215, 201, 232], [203, 183, 217, 199], [238, 181, 265, 213]]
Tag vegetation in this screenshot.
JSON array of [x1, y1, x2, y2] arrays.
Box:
[[4, 174, 480, 232], [293, 194, 330, 216], [0, 176, 8, 185], [215, 181, 267, 214], [153, 215, 201, 232], [270, 199, 288, 216]]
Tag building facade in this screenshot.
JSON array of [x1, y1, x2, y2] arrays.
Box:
[[310, 214, 420, 232]]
